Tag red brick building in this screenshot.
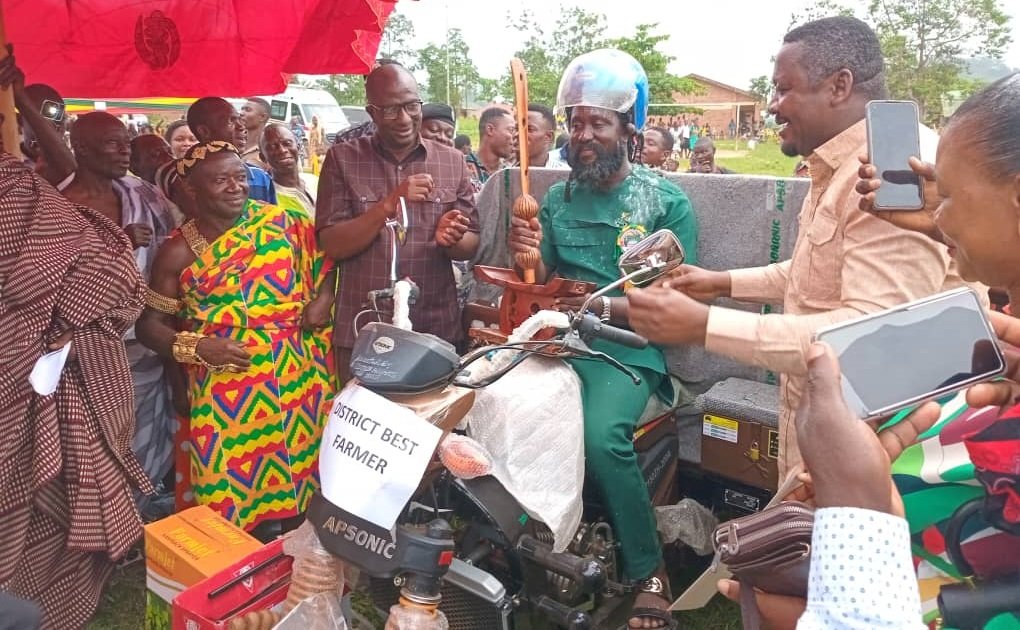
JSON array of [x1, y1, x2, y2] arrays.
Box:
[[656, 74, 763, 137]]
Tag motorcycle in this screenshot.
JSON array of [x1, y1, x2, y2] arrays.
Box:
[[306, 228, 688, 629]]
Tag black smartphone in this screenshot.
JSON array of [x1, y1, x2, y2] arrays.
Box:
[[865, 100, 924, 210], [814, 288, 1005, 420]]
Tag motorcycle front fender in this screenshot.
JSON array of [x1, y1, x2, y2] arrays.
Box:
[[452, 475, 531, 546]]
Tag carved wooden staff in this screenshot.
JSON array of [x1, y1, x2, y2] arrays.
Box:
[[0, 3, 22, 158], [510, 57, 539, 283]]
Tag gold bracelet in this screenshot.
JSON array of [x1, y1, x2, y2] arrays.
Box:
[[172, 331, 205, 364], [172, 331, 247, 373], [145, 287, 182, 315]]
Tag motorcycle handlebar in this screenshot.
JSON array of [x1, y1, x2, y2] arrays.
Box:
[[939, 576, 1020, 630], [575, 313, 648, 349]]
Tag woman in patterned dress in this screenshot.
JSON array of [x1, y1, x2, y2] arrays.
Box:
[[137, 141, 335, 537]]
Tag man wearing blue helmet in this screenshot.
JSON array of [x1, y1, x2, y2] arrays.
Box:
[[510, 49, 698, 629]]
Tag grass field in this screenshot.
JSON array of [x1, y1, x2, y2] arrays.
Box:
[[88, 559, 145, 629], [712, 137, 800, 178]]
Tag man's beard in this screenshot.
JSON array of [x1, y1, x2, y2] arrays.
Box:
[[567, 140, 626, 190]]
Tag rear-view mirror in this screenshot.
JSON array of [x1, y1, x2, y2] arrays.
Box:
[[618, 230, 685, 287]]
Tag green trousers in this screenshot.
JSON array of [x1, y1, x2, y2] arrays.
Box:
[[569, 358, 663, 582]]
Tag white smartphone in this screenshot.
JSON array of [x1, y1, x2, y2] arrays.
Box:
[[814, 288, 1005, 420], [865, 100, 924, 210]]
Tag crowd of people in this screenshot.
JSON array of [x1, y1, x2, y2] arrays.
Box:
[[1, 13, 1019, 629]]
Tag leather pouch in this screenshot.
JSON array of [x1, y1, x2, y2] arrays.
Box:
[[712, 501, 814, 629]]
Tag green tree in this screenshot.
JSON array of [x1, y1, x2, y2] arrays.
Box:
[[377, 12, 416, 66], [607, 23, 700, 116], [499, 6, 608, 106], [787, 0, 1013, 124], [749, 75, 772, 105], [868, 0, 1012, 123], [415, 29, 480, 110], [787, 0, 854, 30], [476, 77, 503, 104], [314, 74, 366, 107], [312, 10, 417, 107], [557, 7, 609, 65]]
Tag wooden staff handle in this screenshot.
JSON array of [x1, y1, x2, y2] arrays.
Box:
[[0, 3, 22, 158], [511, 58, 531, 196], [510, 57, 539, 283]]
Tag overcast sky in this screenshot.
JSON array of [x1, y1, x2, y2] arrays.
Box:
[[393, 0, 1020, 93]]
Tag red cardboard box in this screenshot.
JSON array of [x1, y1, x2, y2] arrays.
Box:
[[145, 506, 265, 630], [172, 538, 293, 629]]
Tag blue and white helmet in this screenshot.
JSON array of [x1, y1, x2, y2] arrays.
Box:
[[555, 48, 649, 131]]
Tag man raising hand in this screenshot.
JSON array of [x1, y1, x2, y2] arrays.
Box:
[[316, 63, 479, 380]]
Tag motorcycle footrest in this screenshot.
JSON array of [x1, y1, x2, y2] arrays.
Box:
[[516, 535, 607, 594]]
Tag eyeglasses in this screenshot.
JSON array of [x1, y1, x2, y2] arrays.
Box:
[[368, 100, 423, 120]]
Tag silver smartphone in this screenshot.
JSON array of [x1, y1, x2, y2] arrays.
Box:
[[865, 100, 924, 210], [814, 288, 1005, 420]]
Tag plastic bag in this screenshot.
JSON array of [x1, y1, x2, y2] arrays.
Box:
[[225, 609, 280, 630], [274, 592, 348, 630], [654, 498, 719, 556], [383, 604, 449, 630], [462, 355, 584, 552], [438, 433, 492, 479], [281, 521, 348, 616]]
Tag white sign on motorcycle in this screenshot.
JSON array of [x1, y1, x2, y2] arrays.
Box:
[[319, 384, 442, 530]]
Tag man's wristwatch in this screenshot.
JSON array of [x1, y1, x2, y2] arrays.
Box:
[[599, 297, 611, 323]]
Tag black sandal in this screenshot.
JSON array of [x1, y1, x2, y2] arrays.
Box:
[[628, 576, 678, 629]]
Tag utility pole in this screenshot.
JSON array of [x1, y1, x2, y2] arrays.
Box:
[[445, 1, 451, 105]]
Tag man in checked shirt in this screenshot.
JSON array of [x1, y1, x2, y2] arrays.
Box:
[[315, 63, 479, 382]]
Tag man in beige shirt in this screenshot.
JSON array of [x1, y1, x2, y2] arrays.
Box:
[[627, 16, 966, 482]]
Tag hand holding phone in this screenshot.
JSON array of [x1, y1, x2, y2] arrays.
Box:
[[856, 154, 945, 243], [795, 342, 941, 514], [814, 288, 1005, 419], [865, 100, 924, 210]]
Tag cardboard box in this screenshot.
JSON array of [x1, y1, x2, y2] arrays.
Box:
[[173, 539, 293, 630], [144, 505, 264, 628]]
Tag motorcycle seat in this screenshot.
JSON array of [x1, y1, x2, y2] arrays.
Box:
[[387, 385, 477, 435]]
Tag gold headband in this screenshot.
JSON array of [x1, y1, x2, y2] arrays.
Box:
[[176, 140, 240, 178]]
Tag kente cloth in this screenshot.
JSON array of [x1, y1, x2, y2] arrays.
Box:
[[178, 200, 334, 530], [889, 392, 1020, 625], [275, 184, 337, 385], [0, 154, 149, 628]]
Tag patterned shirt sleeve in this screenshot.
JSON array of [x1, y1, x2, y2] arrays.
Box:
[[797, 508, 926, 630], [314, 147, 353, 231]]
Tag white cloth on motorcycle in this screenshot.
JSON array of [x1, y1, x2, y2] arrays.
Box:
[[461, 355, 585, 552]]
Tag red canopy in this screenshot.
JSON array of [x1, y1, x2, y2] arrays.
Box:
[[1, 0, 397, 98]]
